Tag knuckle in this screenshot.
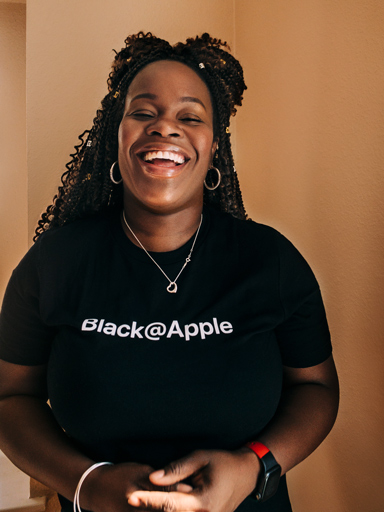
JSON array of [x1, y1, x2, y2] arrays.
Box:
[[193, 450, 210, 465], [162, 496, 176, 512], [139, 497, 149, 508], [167, 461, 183, 476]]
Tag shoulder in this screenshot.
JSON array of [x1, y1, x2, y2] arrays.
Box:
[[209, 207, 291, 251], [13, 214, 113, 280], [35, 213, 114, 260], [38, 213, 111, 247], [209, 207, 317, 285]]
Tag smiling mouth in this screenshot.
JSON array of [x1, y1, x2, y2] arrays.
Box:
[[139, 150, 188, 168]]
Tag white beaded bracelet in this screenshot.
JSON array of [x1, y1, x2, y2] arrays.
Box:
[[73, 461, 113, 512]]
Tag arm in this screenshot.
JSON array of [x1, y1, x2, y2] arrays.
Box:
[[127, 355, 339, 512], [0, 361, 92, 497], [0, 359, 171, 512], [257, 354, 339, 475]]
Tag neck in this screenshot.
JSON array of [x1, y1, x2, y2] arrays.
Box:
[[121, 205, 203, 253]]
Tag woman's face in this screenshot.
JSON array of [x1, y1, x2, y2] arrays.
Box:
[[118, 60, 217, 215]]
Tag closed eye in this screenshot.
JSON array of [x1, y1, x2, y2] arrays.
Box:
[[128, 110, 155, 119], [180, 116, 203, 123]]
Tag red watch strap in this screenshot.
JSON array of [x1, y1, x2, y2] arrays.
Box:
[[246, 441, 270, 459]]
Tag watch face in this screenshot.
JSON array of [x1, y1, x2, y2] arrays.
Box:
[[250, 447, 282, 502], [262, 465, 281, 501]]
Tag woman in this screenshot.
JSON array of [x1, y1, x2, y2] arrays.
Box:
[[0, 33, 338, 512]]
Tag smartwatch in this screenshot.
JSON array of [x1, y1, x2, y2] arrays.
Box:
[[246, 441, 281, 502]]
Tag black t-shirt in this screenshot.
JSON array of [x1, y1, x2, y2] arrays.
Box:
[[0, 207, 332, 512]]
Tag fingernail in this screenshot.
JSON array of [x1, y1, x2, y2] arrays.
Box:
[[151, 469, 165, 479], [128, 496, 140, 506], [176, 483, 193, 493]]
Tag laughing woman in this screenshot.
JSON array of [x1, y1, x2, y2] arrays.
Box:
[[0, 33, 338, 512]]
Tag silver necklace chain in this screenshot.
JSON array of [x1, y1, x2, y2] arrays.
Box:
[[122, 211, 203, 293]]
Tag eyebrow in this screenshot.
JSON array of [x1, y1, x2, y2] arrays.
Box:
[[131, 93, 206, 110]]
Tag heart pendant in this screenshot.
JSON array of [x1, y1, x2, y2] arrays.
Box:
[[167, 282, 177, 293]]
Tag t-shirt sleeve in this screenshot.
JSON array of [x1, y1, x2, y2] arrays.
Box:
[[0, 241, 55, 365], [274, 232, 332, 368]]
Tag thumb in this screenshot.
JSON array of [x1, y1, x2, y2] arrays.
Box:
[[149, 451, 209, 486]]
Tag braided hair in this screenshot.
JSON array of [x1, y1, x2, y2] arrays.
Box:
[[34, 32, 248, 240]]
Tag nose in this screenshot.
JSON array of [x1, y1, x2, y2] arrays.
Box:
[[145, 116, 182, 138]]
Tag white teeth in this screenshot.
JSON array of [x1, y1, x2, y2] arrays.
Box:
[[142, 150, 185, 164]]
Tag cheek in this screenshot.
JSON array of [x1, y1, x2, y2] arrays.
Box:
[[196, 130, 215, 162], [117, 123, 126, 153], [118, 117, 127, 136], [118, 120, 136, 152]]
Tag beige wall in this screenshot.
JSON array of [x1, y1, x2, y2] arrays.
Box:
[[236, 1, 384, 511], [1, 1, 384, 511], [0, 2, 27, 300]]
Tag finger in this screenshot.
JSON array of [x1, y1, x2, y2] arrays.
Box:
[[175, 483, 193, 493], [151, 483, 192, 493], [150, 452, 209, 486], [128, 491, 200, 512]]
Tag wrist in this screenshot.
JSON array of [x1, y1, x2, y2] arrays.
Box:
[[234, 447, 261, 497], [245, 442, 281, 502], [75, 462, 114, 512]]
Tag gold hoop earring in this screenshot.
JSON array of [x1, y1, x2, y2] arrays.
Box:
[[204, 167, 221, 191], [110, 161, 122, 185]]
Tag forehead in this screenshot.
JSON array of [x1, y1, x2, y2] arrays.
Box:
[[125, 60, 213, 110]]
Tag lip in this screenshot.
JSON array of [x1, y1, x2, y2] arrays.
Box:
[[134, 143, 191, 178], [138, 158, 188, 178], [135, 143, 191, 160]]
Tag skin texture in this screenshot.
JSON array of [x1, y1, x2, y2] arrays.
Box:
[[0, 60, 339, 512]]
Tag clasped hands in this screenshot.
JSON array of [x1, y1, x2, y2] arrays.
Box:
[[128, 449, 260, 512], [83, 448, 259, 512]]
